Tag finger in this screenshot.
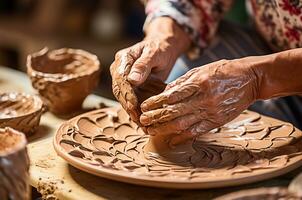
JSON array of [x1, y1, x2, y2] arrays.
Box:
[[141, 83, 200, 112], [140, 105, 188, 126], [140, 93, 205, 126], [165, 68, 198, 90], [165, 76, 187, 90], [146, 113, 202, 136], [169, 131, 196, 147], [128, 47, 156, 86], [169, 119, 216, 146], [111, 43, 143, 77], [140, 102, 193, 126], [189, 119, 219, 134]]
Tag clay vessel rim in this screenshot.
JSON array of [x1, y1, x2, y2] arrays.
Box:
[[0, 92, 43, 120], [26, 47, 101, 81], [0, 127, 26, 156]]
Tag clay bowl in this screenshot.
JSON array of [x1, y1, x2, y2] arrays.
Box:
[[27, 47, 101, 115], [0, 127, 30, 200], [0, 92, 43, 136]]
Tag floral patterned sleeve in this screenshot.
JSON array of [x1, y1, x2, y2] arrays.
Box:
[[143, 0, 234, 58]]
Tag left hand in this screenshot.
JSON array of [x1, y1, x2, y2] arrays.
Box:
[[140, 58, 260, 145]]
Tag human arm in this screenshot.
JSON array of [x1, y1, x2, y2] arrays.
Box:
[[111, 0, 234, 123], [140, 48, 302, 145]]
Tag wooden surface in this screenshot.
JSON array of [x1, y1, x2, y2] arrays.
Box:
[[1, 66, 302, 200]]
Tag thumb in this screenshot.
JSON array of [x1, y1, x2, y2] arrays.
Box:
[[128, 49, 155, 86]]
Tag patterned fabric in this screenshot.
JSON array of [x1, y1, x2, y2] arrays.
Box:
[[166, 21, 302, 130], [144, 0, 302, 57]]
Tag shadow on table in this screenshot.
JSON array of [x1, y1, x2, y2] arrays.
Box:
[[68, 165, 302, 200], [54, 102, 109, 120], [28, 124, 52, 143]]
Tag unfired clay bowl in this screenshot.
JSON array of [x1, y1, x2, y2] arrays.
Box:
[[0, 92, 43, 136], [0, 127, 30, 200], [27, 48, 100, 115]]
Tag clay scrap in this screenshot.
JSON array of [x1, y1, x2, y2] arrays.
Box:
[[27, 47, 100, 115], [54, 107, 302, 188]]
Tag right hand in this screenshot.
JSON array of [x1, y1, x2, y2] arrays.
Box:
[[110, 17, 191, 123], [110, 38, 176, 124]]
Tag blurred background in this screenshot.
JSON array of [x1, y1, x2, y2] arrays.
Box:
[[0, 0, 145, 99], [0, 0, 247, 100]]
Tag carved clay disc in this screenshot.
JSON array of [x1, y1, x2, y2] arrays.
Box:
[[54, 107, 302, 189], [214, 187, 302, 200]]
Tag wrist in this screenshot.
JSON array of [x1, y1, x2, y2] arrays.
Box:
[[235, 56, 271, 100], [242, 54, 281, 100], [145, 17, 191, 58]]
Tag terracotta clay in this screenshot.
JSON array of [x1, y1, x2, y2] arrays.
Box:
[[0, 127, 30, 200], [27, 47, 100, 115], [214, 187, 302, 200], [0, 92, 43, 136], [54, 107, 302, 189], [111, 54, 166, 125]]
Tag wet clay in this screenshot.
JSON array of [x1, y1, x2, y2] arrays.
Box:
[[0, 92, 43, 136], [111, 59, 168, 152], [54, 107, 302, 188], [0, 127, 30, 200], [111, 58, 166, 126], [214, 187, 302, 200], [27, 47, 100, 115]]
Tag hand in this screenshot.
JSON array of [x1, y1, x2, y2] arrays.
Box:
[[110, 17, 190, 123], [140, 59, 259, 145], [111, 58, 167, 125]]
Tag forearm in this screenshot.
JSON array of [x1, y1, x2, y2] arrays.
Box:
[[145, 17, 191, 59], [248, 48, 302, 99], [144, 0, 234, 59]]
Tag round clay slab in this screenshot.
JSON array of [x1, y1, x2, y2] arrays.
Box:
[[214, 187, 301, 200], [54, 107, 302, 189]]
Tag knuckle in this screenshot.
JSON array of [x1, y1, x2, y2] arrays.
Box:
[[176, 119, 187, 131], [109, 63, 116, 72], [115, 50, 125, 59]]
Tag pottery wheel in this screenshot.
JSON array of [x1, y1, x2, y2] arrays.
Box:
[[54, 107, 302, 189]]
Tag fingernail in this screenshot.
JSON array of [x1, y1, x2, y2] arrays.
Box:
[[128, 71, 141, 82], [140, 114, 148, 124], [141, 102, 147, 111]]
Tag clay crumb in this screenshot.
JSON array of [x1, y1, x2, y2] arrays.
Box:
[[37, 180, 59, 200]]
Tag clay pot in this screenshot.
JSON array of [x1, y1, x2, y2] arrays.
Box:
[[27, 48, 101, 115], [0, 127, 30, 200], [0, 92, 43, 136]]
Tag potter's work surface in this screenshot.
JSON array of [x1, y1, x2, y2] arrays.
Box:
[[54, 107, 302, 189], [1, 66, 301, 199]]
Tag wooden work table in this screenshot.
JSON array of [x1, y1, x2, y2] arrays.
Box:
[[0, 66, 301, 200]]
